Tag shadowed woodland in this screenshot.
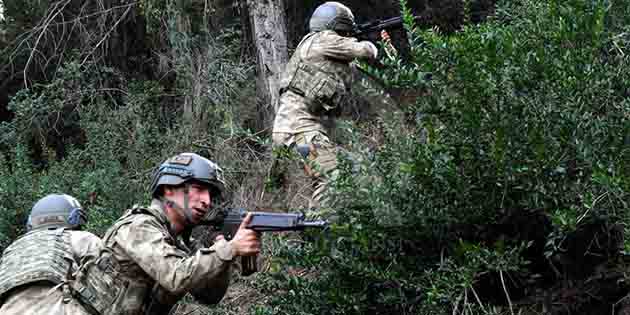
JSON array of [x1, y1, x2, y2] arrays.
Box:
[[0, 0, 629, 314]]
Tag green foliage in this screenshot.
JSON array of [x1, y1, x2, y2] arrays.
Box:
[[0, 62, 159, 237], [141, 0, 225, 38], [1, 0, 48, 26], [0, 145, 37, 248]]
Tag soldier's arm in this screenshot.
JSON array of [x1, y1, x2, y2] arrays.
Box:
[[188, 239, 232, 304], [186, 214, 260, 303], [317, 31, 378, 61], [114, 216, 235, 296]]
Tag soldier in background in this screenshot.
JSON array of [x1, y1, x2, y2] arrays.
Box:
[[272, 1, 379, 214], [70, 152, 260, 315], [0, 194, 102, 315]]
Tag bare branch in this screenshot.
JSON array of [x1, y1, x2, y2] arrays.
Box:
[[500, 270, 515, 315]]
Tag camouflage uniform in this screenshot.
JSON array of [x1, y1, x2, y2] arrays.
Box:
[[0, 230, 102, 315], [71, 200, 233, 315], [0, 194, 101, 315], [272, 29, 376, 208]]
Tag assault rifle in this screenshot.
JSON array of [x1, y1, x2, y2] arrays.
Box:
[[352, 15, 420, 41], [201, 209, 328, 276]]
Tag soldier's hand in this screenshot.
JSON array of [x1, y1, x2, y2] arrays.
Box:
[[229, 213, 261, 257], [380, 30, 398, 60]]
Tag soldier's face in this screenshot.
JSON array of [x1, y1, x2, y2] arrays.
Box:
[[187, 183, 212, 223], [164, 183, 212, 225]]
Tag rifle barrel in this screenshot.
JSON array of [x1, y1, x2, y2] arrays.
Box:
[[353, 15, 420, 38], [300, 220, 328, 228]]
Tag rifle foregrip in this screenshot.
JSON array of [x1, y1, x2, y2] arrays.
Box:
[[241, 255, 258, 276]]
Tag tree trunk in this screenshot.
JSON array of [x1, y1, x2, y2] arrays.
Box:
[[246, 0, 288, 130]]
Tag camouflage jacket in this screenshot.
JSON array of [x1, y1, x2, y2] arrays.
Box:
[[272, 30, 376, 137], [0, 230, 102, 315], [73, 200, 234, 315]]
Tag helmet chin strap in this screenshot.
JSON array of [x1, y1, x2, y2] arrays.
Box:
[[182, 183, 194, 224]]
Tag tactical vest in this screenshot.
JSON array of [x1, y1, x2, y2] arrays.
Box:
[[0, 228, 73, 301], [72, 206, 182, 315], [282, 32, 351, 114]]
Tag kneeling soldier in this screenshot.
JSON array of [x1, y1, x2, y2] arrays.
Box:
[[71, 153, 261, 315]]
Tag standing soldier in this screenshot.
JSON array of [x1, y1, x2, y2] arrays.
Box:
[[0, 194, 102, 315], [70, 152, 261, 315], [272, 1, 378, 212]]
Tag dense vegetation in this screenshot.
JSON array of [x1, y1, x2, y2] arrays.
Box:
[[0, 0, 628, 314]]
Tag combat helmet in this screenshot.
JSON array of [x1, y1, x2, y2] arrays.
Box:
[[150, 152, 225, 199], [309, 2, 356, 33], [27, 194, 87, 231]]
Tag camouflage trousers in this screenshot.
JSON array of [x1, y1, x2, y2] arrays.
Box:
[[272, 131, 337, 211]]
